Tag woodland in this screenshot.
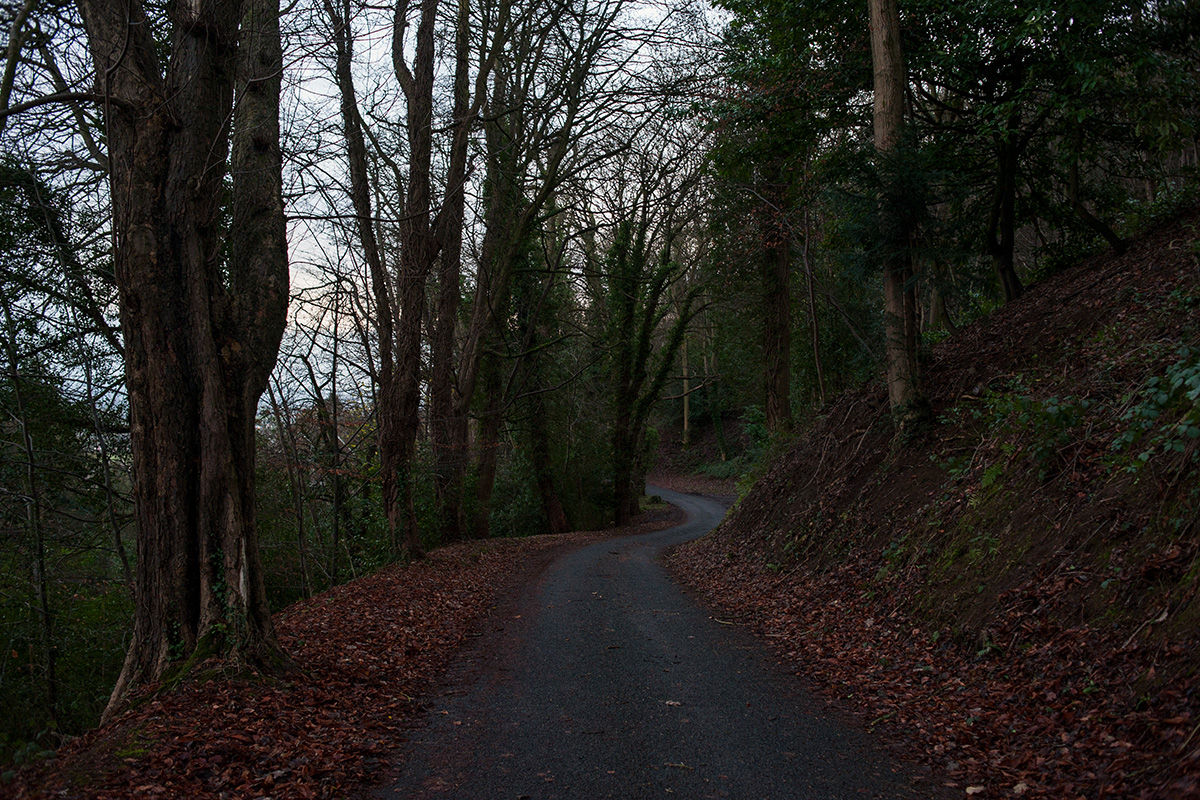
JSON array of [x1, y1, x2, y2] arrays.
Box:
[[0, 0, 1198, 795]]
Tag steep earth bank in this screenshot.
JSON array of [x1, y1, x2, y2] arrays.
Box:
[[668, 208, 1200, 800]]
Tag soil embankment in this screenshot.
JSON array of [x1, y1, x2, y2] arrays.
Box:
[[667, 209, 1200, 799]]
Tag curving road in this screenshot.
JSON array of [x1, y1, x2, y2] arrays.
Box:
[[373, 487, 932, 799]]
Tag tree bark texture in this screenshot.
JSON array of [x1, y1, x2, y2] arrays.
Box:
[[928, 276, 957, 334], [434, 45, 537, 543], [76, 0, 291, 718], [429, 5, 602, 541], [456, 150, 524, 538], [608, 222, 641, 526], [472, 351, 504, 539], [606, 220, 694, 526], [870, 0, 924, 422]]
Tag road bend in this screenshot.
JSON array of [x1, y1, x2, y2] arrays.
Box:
[[373, 486, 933, 800]]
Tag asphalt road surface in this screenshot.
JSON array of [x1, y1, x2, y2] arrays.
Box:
[[374, 487, 934, 799]]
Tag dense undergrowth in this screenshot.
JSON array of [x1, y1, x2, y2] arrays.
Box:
[[669, 207, 1200, 799]]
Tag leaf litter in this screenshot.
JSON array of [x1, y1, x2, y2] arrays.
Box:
[[9, 511, 679, 800]]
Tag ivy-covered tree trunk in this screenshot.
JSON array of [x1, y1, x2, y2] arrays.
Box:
[[607, 221, 641, 526], [761, 190, 792, 434], [472, 350, 504, 539], [606, 219, 695, 526], [77, 0, 292, 719]]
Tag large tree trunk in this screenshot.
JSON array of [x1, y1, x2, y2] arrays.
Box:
[[429, 266, 467, 542], [870, 0, 925, 425], [76, 0, 292, 719], [428, 262, 467, 546], [393, 252, 431, 556], [611, 415, 639, 526], [464, 235, 519, 539], [928, 273, 958, 334], [608, 222, 640, 527], [605, 219, 693, 527], [438, 63, 524, 542]]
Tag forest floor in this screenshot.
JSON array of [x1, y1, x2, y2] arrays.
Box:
[[665, 208, 1200, 800], [4, 507, 684, 800]]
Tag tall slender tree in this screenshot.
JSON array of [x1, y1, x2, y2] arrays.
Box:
[[869, 0, 924, 425]]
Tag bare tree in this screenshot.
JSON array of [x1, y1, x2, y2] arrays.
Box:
[[438, 0, 701, 537], [69, 0, 293, 715]]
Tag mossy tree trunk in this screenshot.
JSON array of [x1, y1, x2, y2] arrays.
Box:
[[606, 218, 696, 526], [761, 179, 793, 434]]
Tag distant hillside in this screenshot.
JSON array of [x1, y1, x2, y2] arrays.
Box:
[[669, 207, 1200, 799]]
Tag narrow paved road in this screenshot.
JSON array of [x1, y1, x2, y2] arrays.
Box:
[[374, 487, 932, 799]]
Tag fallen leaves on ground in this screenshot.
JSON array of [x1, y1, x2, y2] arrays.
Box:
[[667, 538, 1200, 800], [646, 470, 738, 499], [10, 509, 679, 800], [663, 208, 1200, 800]]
